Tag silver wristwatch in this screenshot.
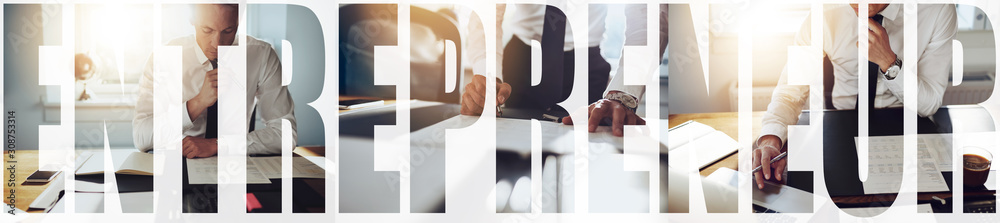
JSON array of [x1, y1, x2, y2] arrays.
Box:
[[604, 91, 638, 114], [882, 57, 902, 80]]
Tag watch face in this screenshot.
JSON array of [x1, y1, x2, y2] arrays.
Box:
[[620, 95, 636, 107], [886, 65, 900, 80], [606, 93, 638, 109]]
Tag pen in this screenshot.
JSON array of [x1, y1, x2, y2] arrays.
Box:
[[751, 151, 787, 173], [497, 105, 503, 117], [541, 114, 561, 123]]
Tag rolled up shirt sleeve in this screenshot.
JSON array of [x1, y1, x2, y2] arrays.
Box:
[[602, 4, 668, 101], [246, 45, 297, 155], [468, 4, 506, 81], [133, 54, 199, 152], [879, 5, 955, 117], [759, 14, 814, 145]]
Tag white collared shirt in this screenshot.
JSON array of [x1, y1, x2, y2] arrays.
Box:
[[133, 35, 297, 155], [761, 4, 956, 144], [466, 4, 608, 81], [466, 4, 667, 103]]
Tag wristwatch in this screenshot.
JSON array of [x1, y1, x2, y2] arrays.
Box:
[[604, 91, 638, 114], [882, 57, 902, 80]]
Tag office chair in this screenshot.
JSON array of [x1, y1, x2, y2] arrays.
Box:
[[339, 4, 463, 104]]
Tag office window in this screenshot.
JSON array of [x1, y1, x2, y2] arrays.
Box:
[[957, 5, 992, 31], [74, 4, 153, 86]]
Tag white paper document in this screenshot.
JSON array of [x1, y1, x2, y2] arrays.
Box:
[[869, 133, 997, 171], [408, 115, 622, 156], [854, 136, 950, 194], [250, 156, 326, 179], [186, 157, 272, 184], [917, 134, 954, 170], [666, 120, 740, 170]]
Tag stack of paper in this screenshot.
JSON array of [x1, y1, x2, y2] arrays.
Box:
[[856, 133, 999, 194], [854, 136, 950, 194]]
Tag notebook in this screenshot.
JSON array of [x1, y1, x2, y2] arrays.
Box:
[[75, 151, 154, 176], [665, 120, 741, 170]]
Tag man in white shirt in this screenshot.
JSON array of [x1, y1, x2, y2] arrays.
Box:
[[753, 4, 955, 189], [132, 4, 297, 158], [461, 4, 667, 136]]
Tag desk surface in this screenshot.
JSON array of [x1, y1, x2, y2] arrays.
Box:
[[339, 95, 397, 113], [675, 106, 998, 207], [668, 111, 765, 177], [815, 106, 996, 206], [5, 150, 46, 213], [4, 147, 325, 213]]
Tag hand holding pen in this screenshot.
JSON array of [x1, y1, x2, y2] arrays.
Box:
[[752, 135, 788, 189], [460, 75, 512, 116]]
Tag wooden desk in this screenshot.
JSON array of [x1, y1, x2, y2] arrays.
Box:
[[667, 111, 765, 177], [4, 150, 47, 213], [4, 148, 327, 213]]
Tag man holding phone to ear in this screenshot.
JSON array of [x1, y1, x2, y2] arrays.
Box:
[[133, 4, 297, 158]]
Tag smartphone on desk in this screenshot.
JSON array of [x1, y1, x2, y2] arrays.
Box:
[[26, 170, 62, 183], [339, 99, 384, 110]]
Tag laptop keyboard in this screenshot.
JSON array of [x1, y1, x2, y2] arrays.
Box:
[[965, 200, 996, 213]]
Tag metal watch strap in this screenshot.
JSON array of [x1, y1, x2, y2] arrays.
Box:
[[605, 92, 637, 114]]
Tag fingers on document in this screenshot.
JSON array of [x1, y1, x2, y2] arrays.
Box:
[[587, 105, 608, 133], [561, 115, 574, 125], [562, 105, 591, 125], [611, 107, 627, 136], [753, 149, 765, 189]]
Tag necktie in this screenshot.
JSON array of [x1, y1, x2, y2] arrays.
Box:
[[858, 14, 883, 110], [205, 60, 218, 139]]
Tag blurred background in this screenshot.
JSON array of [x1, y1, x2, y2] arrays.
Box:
[[3, 3, 670, 150], [668, 3, 995, 114]]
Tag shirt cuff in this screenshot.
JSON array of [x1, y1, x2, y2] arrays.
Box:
[[472, 60, 502, 82], [472, 60, 486, 76], [880, 68, 905, 102], [759, 122, 789, 146], [181, 100, 195, 133]]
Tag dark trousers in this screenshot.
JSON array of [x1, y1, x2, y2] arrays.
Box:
[[501, 36, 611, 116]]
